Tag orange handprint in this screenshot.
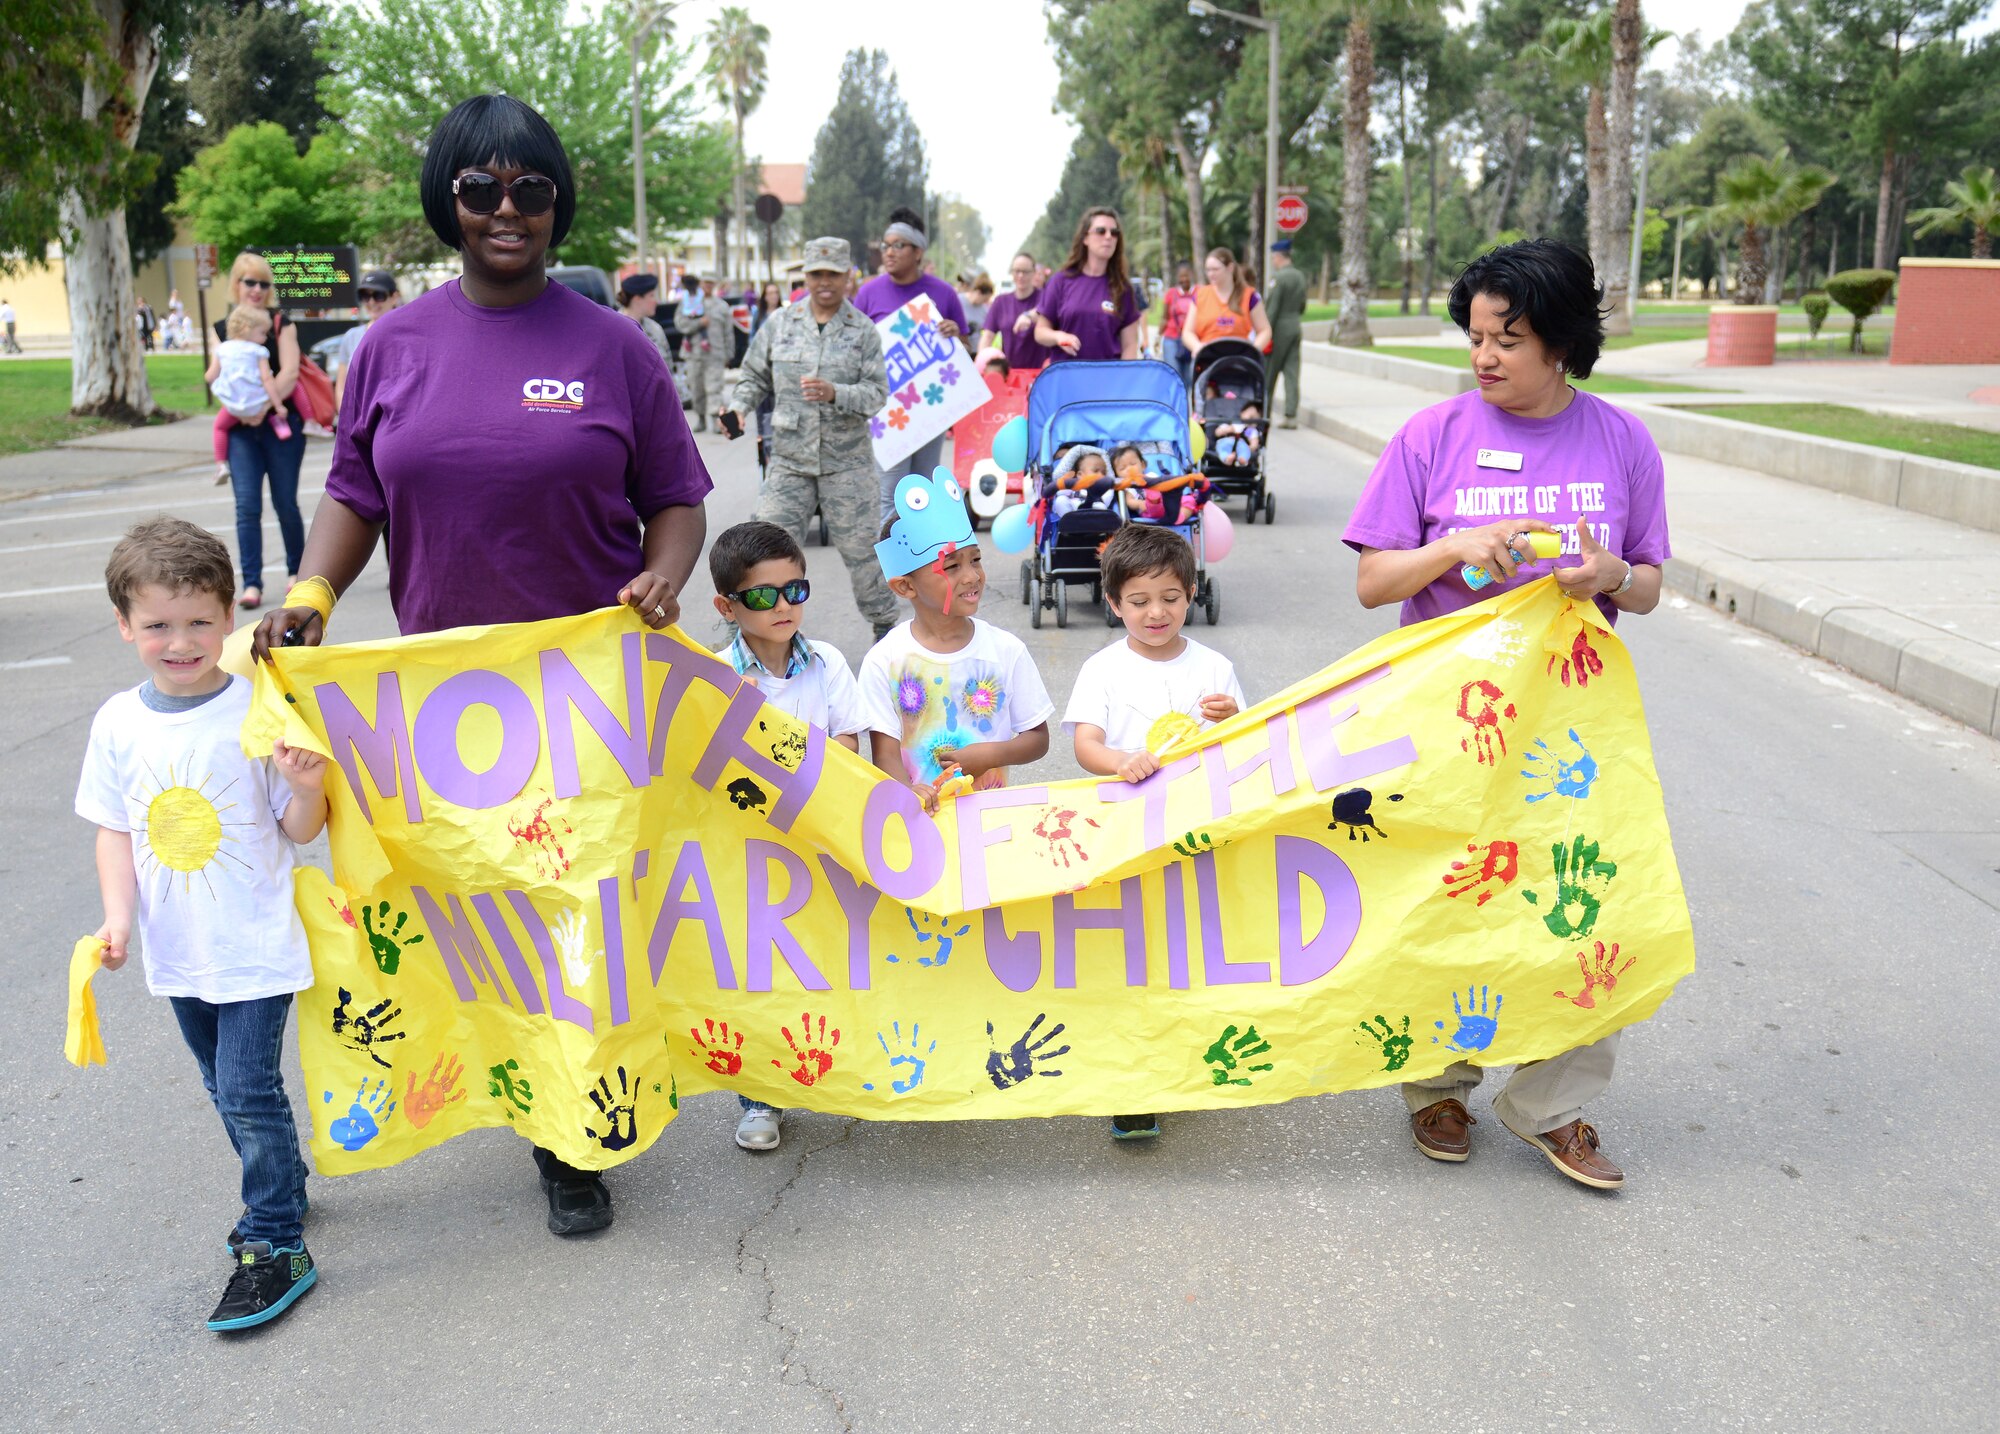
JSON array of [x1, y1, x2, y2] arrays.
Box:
[[773, 1011, 840, 1086], [1553, 940, 1636, 1009], [404, 1052, 468, 1130], [1457, 679, 1517, 765], [690, 1017, 746, 1076], [1441, 839, 1520, 906], [1547, 625, 1605, 688]]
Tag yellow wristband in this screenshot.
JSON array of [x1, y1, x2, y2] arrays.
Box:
[[284, 576, 337, 626]]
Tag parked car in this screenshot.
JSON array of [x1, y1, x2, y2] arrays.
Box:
[[548, 265, 615, 307]]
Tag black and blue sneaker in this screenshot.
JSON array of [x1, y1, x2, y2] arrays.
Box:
[[225, 1189, 309, 1255], [1110, 1114, 1161, 1141], [206, 1241, 317, 1331]]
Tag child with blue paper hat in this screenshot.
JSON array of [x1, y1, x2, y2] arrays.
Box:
[[860, 466, 1052, 810]]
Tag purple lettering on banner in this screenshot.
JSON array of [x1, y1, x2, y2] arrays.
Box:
[[317, 673, 423, 824], [647, 843, 733, 989], [1275, 836, 1362, 986], [466, 893, 546, 1014], [1296, 666, 1419, 791], [1202, 711, 1297, 820], [744, 839, 830, 992], [983, 906, 1043, 992], [1194, 850, 1269, 985], [1094, 753, 1199, 850], [630, 847, 650, 897], [643, 636, 741, 775], [541, 634, 650, 799], [506, 891, 594, 1032], [861, 779, 946, 901], [411, 671, 539, 811], [1161, 865, 1192, 990], [1053, 876, 1148, 989], [597, 876, 631, 1027], [954, 785, 1047, 910], [409, 886, 508, 1003], [689, 683, 824, 832], [816, 856, 883, 990]]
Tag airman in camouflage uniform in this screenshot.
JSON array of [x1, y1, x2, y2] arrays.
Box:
[[724, 237, 896, 635], [674, 274, 728, 431]]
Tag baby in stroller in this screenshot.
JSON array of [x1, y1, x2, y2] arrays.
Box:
[[1212, 401, 1263, 469], [1047, 444, 1121, 517]]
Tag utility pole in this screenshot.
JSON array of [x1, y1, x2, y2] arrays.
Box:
[[1190, 1, 1279, 287], [630, 3, 670, 273]]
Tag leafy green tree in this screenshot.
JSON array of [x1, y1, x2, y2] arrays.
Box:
[[704, 5, 769, 278], [930, 195, 990, 281], [324, 0, 732, 268], [1824, 266, 1896, 350], [1687, 148, 1833, 302], [799, 49, 928, 262], [128, 67, 200, 265], [172, 121, 359, 256], [1023, 133, 1128, 265], [187, 0, 329, 151], [1908, 165, 2000, 258]]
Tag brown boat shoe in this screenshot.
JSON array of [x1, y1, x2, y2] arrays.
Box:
[[1499, 1113, 1625, 1189], [1411, 1097, 1475, 1162]]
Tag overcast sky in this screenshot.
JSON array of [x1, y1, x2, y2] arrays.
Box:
[[666, 0, 1990, 274]]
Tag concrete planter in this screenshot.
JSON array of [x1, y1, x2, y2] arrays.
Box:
[[1705, 305, 1779, 367]]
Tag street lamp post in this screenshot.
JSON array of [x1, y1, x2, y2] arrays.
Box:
[[1189, 1, 1278, 273]]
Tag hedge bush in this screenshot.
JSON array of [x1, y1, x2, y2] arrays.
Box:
[[1801, 292, 1829, 340], [1825, 269, 1896, 352]]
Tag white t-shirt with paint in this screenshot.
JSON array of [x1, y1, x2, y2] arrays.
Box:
[[859, 619, 1055, 787], [1062, 636, 1246, 754]]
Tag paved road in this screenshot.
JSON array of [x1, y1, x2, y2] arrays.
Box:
[[3, 418, 1996, 1432]]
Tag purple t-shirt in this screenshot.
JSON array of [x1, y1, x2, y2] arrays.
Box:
[[982, 289, 1045, 371], [1342, 388, 1671, 628], [853, 272, 969, 334], [327, 278, 713, 635], [1037, 269, 1141, 363]]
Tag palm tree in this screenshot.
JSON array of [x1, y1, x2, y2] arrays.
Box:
[[1334, 7, 1378, 347], [1909, 165, 2000, 260], [1689, 149, 1834, 303], [704, 6, 770, 278]]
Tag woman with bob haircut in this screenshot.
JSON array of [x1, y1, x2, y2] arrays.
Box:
[[252, 93, 712, 1239], [1341, 237, 1671, 1193], [214, 250, 307, 609], [1034, 206, 1142, 362]]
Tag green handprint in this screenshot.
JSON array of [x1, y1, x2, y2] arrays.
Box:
[[1521, 835, 1618, 938], [487, 1058, 533, 1119], [1355, 1014, 1413, 1071], [1172, 831, 1214, 858], [1202, 1023, 1275, 1087], [361, 900, 425, 976]]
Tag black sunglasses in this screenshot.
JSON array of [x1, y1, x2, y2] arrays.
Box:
[[1090, 225, 1121, 238], [357, 288, 390, 302], [452, 172, 559, 217], [727, 578, 810, 611], [239, 278, 272, 290]]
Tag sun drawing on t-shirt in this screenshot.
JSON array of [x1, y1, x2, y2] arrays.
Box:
[[134, 759, 254, 897]]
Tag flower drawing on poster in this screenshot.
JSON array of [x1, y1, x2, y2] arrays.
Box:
[[871, 299, 990, 468]]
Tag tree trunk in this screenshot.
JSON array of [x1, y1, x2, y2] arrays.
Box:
[[1584, 89, 1609, 272], [1975, 224, 1993, 261], [1336, 13, 1374, 348], [728, 102, 747, 280], [1542, 140, 1572, 238], [1158, 183, 1175, 274], [1873, 142, 1897, 270], [1397, 66, 1413, 314], [65, 0, 159, 420], [1488, 116, 1530, 235], [1798, 209, 1817, 292], [1887, 151, 1914, 264], [1602, 0, 1641, 335], [1827, 224, 1838, 278], [1736, 225, 1766, 304], [1422, 120, 1439, 316], [1763, 223, 1783, 304], [1169, 122, 1208, 266]]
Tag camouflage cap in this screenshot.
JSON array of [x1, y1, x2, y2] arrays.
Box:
[[801, 236, 852, 273]]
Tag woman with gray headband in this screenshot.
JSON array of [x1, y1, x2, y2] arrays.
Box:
[[854, 206, 969, 533]]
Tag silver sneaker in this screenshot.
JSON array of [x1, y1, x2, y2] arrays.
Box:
[[734, 1106, 782, 1151]]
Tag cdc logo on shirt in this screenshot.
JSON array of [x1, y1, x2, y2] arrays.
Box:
[[521, 378, 585, 411]]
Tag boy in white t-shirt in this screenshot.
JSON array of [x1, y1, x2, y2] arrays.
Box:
[[708, 521, 868, 1153], [859, 469, 1052, 810], [1065, 523, 1245, 1141], [74, 517, 330, 1331]]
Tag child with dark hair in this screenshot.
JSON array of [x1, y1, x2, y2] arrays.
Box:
[[1064, 523, 1244, 1141], [707, 520, 867, 1151], [76, 516, 330, 1330]]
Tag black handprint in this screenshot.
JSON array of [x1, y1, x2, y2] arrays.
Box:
[[985, 1014, 1072, 1090], [330, 986, 407, 1069], [1327, 788, 1403, 842], [726, 777, 769, 813], [360, 900, 425, 975], [1202, 1023, 1275, 1086], [584, 1065, 639, 1151]]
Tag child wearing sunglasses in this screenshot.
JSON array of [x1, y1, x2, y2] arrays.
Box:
[[708, 521, 868, 1153]]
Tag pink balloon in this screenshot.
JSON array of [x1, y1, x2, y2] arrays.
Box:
[[1203, 502, 1235, 563]]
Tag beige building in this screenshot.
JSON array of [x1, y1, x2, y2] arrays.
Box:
[[3, 221, 211, 349], [648, 163, 807, 285]]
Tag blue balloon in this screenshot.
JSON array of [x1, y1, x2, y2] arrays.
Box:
[[991, 416, 1029, 475], [988, 500, 1032, 554]]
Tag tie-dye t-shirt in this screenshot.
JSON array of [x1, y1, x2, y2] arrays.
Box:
[[859, 619, 1055, 787]]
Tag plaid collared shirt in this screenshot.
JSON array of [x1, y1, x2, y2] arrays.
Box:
[[727, 631, 815, 680]]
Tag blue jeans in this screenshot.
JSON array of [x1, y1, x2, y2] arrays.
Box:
[[168, 993, 309, 1246], [1162, 336, 1191, 387], [226, 416, 307, 591], [739, 1096, 778, 1113], [878, 432, 949, 526]]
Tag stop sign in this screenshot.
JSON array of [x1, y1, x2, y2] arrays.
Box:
[[1276, 195, 1308, 233]]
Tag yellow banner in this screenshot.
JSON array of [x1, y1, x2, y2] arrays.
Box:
[[247, 580, 1693, 1174]]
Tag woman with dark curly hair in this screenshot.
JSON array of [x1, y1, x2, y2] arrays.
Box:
[[1342, 237, 1670, 1193]]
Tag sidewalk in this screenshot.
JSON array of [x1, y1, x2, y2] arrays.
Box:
[[0, 414, 242, 501], [1293, 353, 2000, 738]]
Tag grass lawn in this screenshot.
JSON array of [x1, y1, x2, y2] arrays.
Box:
[[1365, 344, 1711, 395], [0, 355, 210, 457], [1682, 403, 2000, 471]]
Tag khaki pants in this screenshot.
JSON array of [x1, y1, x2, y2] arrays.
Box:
[[688, 355, 724, 430], [1266, 331, 1302, 419], [756, 462, 898, 628], [1402, 1032, 1619, 1136]]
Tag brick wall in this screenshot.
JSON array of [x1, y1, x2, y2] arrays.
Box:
[[1705, 306, 1778, 367], [1891, 259, 2000, 365]]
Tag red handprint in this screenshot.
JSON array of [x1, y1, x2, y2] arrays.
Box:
[[691, 1018, 747, 1075], [506, 794, 574, 880], [1441, 840, 1521, 905], [1457, 679, 1517, 765], [404, 1052, 468, 1130], [773, 1012, 840, 1086], [1553, 940, 1636, 1009], [1547, 625, 1605, 688], [328, 897, 356, 928], [1031, 805, 1101, 869]]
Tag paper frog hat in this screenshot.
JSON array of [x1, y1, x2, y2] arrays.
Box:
[[875, 466, 973, 579]]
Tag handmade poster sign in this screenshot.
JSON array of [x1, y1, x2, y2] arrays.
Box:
[[953, 370, 1032, 515], [241, 579, 1694, 1175], [868, 298, 989, 467]]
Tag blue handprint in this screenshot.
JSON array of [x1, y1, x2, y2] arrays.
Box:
[[1433, 985, 1504, 1054], [324, 1077, 396, 1150], [1520, 729, 1599, 803], [886, 908, 972, 967], [861, 1021, 937, 1093]]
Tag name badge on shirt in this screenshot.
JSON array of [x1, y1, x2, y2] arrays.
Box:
[[1476, 448, 1524, 471], [1100, 299, 1117, 313]]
